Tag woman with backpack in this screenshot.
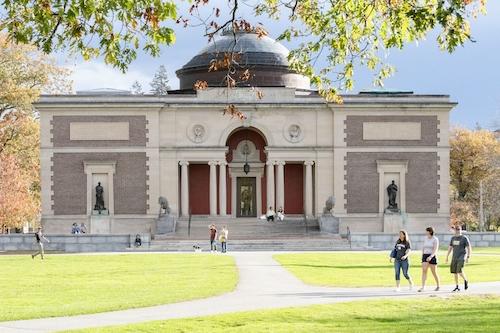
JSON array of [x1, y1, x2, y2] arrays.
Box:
[[389, 230, 414, 291]]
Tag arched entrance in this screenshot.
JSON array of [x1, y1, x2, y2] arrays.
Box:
[[226, 127, 267, 217]]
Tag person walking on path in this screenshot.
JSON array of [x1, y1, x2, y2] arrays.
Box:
[[219, 226, 229, 253], [418, 226, 441, 292], [390, 230, 414, 291], [446, 225, 472, 292], [209, 224, 217, 253], [32, 227, 50, 260]]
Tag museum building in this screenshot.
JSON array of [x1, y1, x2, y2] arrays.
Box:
[[36, 31, 455, 235]]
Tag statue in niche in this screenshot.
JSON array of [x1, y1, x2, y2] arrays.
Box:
[[94, 182, 106, 214], [386, 180, 398, 211]]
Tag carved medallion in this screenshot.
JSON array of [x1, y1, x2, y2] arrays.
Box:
[[284, 123, 303, 143], [187, 124, 207, 143]]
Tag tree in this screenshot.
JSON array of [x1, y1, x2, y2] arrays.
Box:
[[450, 128, 498, 200], [450, 127, 500, 230], [450, 200, 477, 230], [0, 117, 40, 232], [0, 34, 71, 120], [150, 65, 170, 95], [0, 35, 70, 231], [0, 0, 486, 100], [131, 80, 144, 95]]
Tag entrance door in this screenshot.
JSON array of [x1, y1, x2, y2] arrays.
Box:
[[236, 177, 257, 217]]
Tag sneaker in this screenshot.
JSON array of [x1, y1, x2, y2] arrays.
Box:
[[464, 280, 468, 290], [395, 287, 401, 292], [409, 285, 413, 291], [452, 286, 460, 292], [418, 288, 424, 292], [434, 287, 440, 292]]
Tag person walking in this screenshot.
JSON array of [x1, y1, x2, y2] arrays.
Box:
[[418, 226, 441, 292], [32, 227, 50, 260], [209, 224, 217, 253], [446, 225, 472, 292], [219, 225, 229, 253], [390, 230, 414, 291]]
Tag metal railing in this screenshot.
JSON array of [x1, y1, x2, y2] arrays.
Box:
[[187, 208, 192, 238]]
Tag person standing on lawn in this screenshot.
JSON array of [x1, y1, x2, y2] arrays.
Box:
[[390, 230, 414, 291], [32, 227, 50, 260], [418, 226, 441, 292], [209, 224, 217, 253], [446, 225, 472, 292], [219, 225, 229, 253]]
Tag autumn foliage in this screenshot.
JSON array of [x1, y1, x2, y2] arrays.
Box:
[[450, 127, 500, 231]]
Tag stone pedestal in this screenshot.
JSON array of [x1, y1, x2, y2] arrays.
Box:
[[383, 212, 403, 233], [318, 214, 340, 234], [90, 214, 111, 234], [156, 215, 176, 234]]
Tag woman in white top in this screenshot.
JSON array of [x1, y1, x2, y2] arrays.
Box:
[[419, 226, 441, 292]]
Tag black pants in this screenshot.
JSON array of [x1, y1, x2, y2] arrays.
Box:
[[267, 215, 274, 222]]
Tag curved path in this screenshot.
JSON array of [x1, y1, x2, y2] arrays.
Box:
[[2, 252, 499, 333]]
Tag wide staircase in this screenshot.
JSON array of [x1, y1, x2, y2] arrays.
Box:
[[149, 216, 363, 251]]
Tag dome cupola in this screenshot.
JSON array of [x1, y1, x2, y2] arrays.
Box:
[[176, 30, 310, 90]]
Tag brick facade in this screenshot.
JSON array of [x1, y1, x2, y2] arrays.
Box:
[[345, 115, 439, 146], [52, 116, 147, 147], [346, 152, 439, 214], [52, 152, 148, 215]]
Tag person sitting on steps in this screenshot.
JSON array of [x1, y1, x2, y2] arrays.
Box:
[[266, 206, 275, 222]]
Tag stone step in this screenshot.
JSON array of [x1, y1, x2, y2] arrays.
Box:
[[145, 237, 361, 251]]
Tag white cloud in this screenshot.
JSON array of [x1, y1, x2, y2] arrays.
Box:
[[67, 61, 151, 92]]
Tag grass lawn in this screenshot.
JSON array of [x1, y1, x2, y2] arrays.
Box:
[[67, 295, 500, 333], [0, 253, 237, 322], [274, 248, 500, 288]]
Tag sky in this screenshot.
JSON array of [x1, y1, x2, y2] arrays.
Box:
[[62, 2, 500, 130]]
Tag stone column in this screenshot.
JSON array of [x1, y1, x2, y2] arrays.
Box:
[[209, 161, 218, 216], [266, 161, 275, 210], [219, 161, 227, 216], [304, 160, 314, 217], [179, 161, 189, 217], [276, 161, 285, 211]]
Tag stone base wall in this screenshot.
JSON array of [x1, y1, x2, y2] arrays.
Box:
[[349, 232, 500, 250], [42, 216, 157, 234], [0, 234, 151, 252], [339, 215, 450, 234]]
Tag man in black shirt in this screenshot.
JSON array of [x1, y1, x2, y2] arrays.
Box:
[[32, 227, 50, 260], [446, 225, 472, 292]]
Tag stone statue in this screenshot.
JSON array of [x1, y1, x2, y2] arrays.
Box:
[[158, 196, 171, 216], [386, 180, 398, 210], [94, 182, 106, 214], [323, 196, 335, 214]]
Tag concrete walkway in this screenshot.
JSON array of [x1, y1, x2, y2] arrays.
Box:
[[1, 252, 499, 333]]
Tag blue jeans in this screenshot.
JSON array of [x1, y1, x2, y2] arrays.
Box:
[[221, 242, 227, 253], [394, 259, 411, 281]]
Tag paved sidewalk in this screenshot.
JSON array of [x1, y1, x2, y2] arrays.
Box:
[[1, 252, 499, 333]]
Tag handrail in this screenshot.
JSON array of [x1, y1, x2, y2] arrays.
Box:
[[187, 208, 192, 238]]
